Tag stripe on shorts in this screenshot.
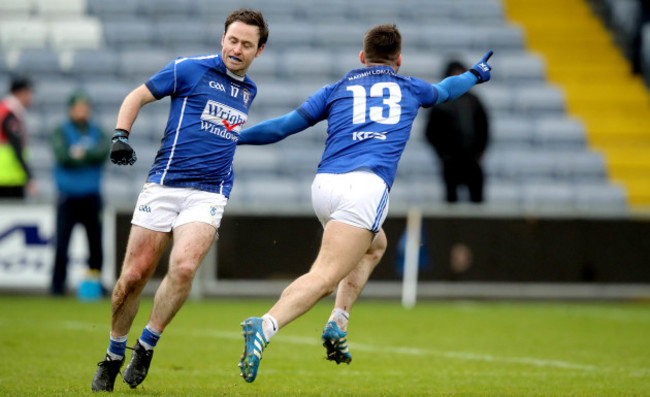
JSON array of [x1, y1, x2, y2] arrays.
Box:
[[371, 187, 389, 233]]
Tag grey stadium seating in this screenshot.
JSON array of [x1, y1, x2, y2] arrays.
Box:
[[0, 0, 626, 211]]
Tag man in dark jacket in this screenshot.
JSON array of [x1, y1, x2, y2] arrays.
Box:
[[50, 92, 110, 295], [425, 60, 489, 203]]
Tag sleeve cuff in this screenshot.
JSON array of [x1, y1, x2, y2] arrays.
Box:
[[296, 107, 317, 126], [145, 80, 164, 100]]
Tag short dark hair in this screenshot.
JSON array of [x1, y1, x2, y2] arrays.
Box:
[[224, 9, 269, 48], [10, 76, 32, 94], [363, 24, 401, 65]]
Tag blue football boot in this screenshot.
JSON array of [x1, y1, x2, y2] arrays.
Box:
[[321, 321, 351, 364], [238, 317, 268, 383]]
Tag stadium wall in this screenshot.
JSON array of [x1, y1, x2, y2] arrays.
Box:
[[115, 211, 650, 283]]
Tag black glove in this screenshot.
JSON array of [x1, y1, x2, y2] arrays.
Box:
[[469, 50, 493, 84], [110, 129, 137, 166]]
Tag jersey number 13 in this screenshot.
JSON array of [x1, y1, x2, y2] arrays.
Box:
[[347, 82, 402, 125]]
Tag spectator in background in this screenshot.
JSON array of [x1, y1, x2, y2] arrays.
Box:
[[50, 92, 110, 296], [0, 77, 34, 198], [425, 60, 489, 203]]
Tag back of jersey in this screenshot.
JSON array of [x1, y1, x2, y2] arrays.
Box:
[[299, 65, 436, 189]]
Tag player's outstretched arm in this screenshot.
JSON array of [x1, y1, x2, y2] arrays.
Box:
[[238, 110, 310, 145], [110, 85, 156, 166], [432, 50, 493, 104]]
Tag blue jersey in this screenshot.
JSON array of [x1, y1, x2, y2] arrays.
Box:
[[144, 54, 256, 197], [297, 65, 438, 189]]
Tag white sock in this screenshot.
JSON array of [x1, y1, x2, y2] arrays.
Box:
[[329, 308, 350, 333], [261, 313, 278, 341]]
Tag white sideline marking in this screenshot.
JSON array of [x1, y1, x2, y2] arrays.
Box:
[[193, 330, 597, 371], [60, 322, 597, 372]]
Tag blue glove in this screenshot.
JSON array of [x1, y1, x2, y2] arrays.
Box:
[[110, 129, 137, 166], [469, 50, 493, 84]]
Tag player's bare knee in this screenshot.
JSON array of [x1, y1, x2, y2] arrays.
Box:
[[168, 263, 197, 285], [119, 267, 148, 289]]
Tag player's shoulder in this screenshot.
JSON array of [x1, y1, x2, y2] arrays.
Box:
[[173, 53, 220, 69]]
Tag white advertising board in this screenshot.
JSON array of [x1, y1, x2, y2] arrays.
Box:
[[0, 204, 115, 292]]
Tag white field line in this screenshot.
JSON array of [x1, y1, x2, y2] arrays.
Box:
[[62, 321, 598, 372]]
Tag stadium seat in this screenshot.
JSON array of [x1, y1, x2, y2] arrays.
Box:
[[195, 0, 249, 20], [49, 19, 103, 51], [253, 82, 307, 109], [33, 0, 85, 17], [102, 173, 139, 204], [330, 50, 367, 77], [83, 80, 132, 108], [234, 145, 281, 176], [454, 0, 504, 23], [14, 49, 63, 77], [87, 0, 139, 18], [246, 51, 280, 81], [68, 49, 119, 78], [486, 150, 556, 182], [533, 118, 586, 149], [574, 183, 626, 212], [119, 49, 171, 82], [485, 182, 521, 207], [417, 25, 474, 50], [491, 53, 546, 83], [277, 144, 323, 176], [237, 176, 304, 204], [139, 0, 198, 19], [154, 19, 208, 48], [491, 117, 535, 150], [103, 20, 155, 49], [0, 20, 48, 49], [390, 178, 445, 205], [397, 144, 439, 178], [267, 25, 317, 49], [29, 141, 55, 172], [283, 51, 334, 80], [0, 53, 7, 72], [314, 23, 368, 49], [300, 0, 353, 22], [473, 84, 514, 114], [553, 151, 607, 182], [522, 182, 575, 211], [515, 84, 566, 116], [24, 113, 45, 140], [0, 0, 33, 17], [31, 80, 80, 115], [472, 25, 523, 51], [398, 52, 444, 81], [402, 0, 455, 22]]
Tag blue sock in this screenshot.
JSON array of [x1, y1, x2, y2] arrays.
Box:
[[139, 324, 161, 350], [107, 334, 127, 359]]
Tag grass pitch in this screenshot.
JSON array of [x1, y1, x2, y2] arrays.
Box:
[[0, 296, 649, 396]]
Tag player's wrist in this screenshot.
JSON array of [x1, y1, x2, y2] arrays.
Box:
[[112, 128, 130, 142]]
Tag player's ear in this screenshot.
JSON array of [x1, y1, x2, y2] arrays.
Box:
[[255, 43, 265, 57], [359, 50, 365, 65], [396, 54, 402, 68], [221, 31, 226, 47]]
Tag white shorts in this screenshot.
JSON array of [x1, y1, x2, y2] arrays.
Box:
[[131, 183, 228, 232], [311, 171, 389, 233]]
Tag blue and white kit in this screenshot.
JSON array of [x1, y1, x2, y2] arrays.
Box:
[[238, 65, 480, 232], [145, 53, 257, 197]]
